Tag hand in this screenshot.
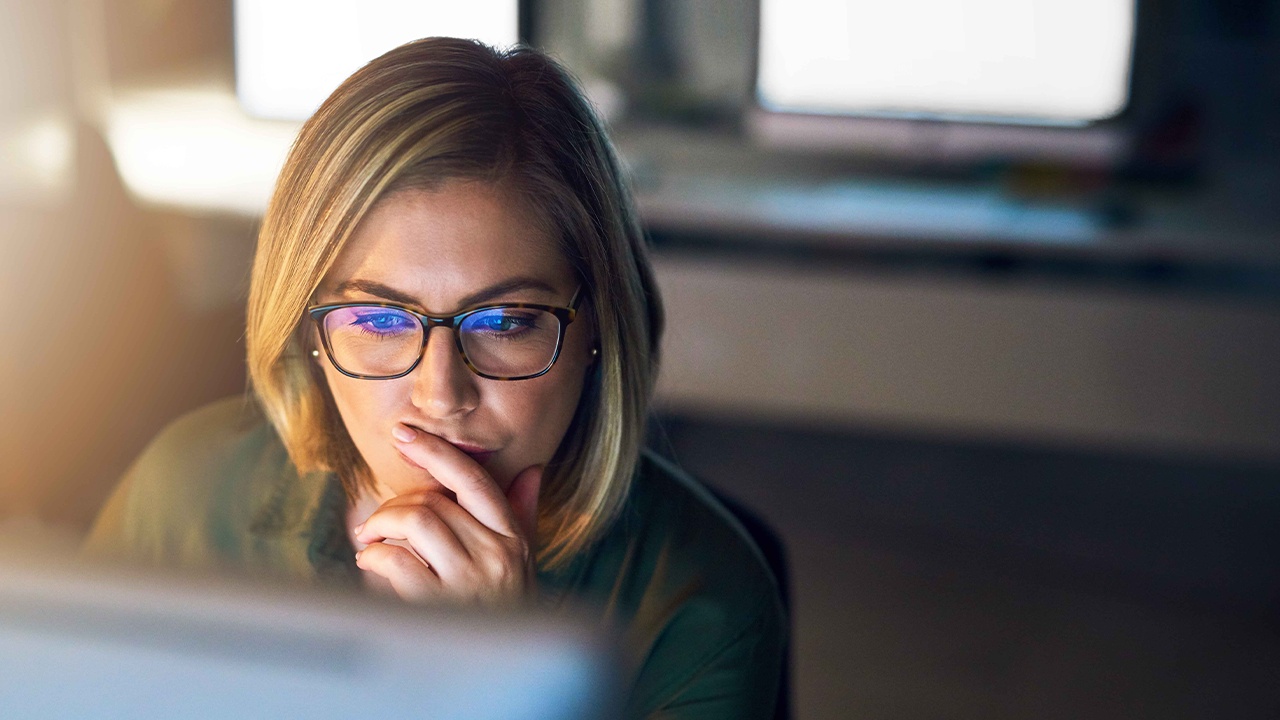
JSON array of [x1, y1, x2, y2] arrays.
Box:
[[352, 424, 543, 606]]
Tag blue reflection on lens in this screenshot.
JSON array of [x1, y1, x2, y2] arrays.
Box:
[[462, 309, 539, 339], [349, 309, 415, 336]]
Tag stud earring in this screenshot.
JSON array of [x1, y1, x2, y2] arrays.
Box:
[[312, 350, 320, 357], [590, 347, 599, 356]]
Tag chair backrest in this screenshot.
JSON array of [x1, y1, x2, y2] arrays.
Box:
[[707, 487, 792, 720]]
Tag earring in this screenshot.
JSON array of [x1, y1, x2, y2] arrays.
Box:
[[590, 347, 599, 356], [312, 350, 320, 357]]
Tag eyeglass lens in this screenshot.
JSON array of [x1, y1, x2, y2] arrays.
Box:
[[322, 306, 563, 378]]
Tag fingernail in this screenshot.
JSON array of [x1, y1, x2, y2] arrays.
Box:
[[391, 424, 416, 442], [353, 523, 364, 535], [354, 549, 363, 561]]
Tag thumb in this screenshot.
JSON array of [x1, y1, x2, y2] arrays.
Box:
[[505, 464, 543, 541]]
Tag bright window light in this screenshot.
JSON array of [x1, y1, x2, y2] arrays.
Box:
[[235, 0, 519, 121], [758, 0, 1135, 125], [105, 86, 299, 215], [0, 112, 74, 203]]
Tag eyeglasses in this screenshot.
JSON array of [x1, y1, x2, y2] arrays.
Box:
[[308, 287, 583, 381]]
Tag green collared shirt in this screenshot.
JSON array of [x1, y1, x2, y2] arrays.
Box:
[[84, 397, 786, 718]]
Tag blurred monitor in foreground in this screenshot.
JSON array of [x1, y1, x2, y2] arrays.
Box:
[[235, 0, 521, 121], [752, 0, 1137, 165], [0, 549, 619, 719]]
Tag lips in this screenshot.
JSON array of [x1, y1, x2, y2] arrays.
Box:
[[398, 428, 497, 467], [439, 438, 495, 466], [453, 445, 494, 466]]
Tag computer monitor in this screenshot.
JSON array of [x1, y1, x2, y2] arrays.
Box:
[[0, 549, 620, 719], [751, 0, 1137, 165], [234, 0, 523, 121]]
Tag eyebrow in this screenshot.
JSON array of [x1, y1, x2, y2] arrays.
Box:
[[331, 277, 562, 312]]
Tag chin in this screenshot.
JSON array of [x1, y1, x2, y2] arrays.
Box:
[[385, 453, 443, 493]]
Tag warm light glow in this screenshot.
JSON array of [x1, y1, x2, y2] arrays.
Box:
[[234, 0, 520, 122], [0, 112, 75, 203], [103, 86, 300, 215], [758, 0, 1135, 124]]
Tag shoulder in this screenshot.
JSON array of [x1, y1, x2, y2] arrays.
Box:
[[142, 395, 283, 478], [112, 395, 286, 525], [558, 450, 787, 717], [627, 450, 784, 616], [83, 396, 317, 571]]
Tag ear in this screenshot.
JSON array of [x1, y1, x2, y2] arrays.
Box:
[[306, 326, 325, 366], [582, 304, 600, 366]]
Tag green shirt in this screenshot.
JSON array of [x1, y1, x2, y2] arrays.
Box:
[[84, 397, 786, 718]]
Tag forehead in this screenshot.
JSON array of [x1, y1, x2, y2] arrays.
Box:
[[324, 181, 571, 310]]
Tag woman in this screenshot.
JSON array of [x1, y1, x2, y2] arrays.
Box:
[[86, 38, 785, 717]]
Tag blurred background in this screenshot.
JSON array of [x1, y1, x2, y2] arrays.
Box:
[[1, 0, 1278, 717]]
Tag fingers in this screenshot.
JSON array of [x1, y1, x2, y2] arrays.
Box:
[[505, 464, 543, 542], [355, 496, 473, 580], [355, 541, 442, 601], [367, 426, 544, 606], [355, 487, 538, 605], [391, 425, 521, 537], [356, 504, 532, 605], [373, 491, 497, 546]]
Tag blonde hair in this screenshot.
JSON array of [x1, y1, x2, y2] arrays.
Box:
[[245, 38, 663, 569]]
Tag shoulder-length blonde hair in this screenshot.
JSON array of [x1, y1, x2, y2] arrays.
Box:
[[245, 38, 663, 570]]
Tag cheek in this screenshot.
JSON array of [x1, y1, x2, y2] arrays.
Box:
[[488, 359, 590, 459], [321, 364, 404, 448]]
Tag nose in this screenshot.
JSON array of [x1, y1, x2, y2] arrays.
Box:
[[410, 326, 480, 419]]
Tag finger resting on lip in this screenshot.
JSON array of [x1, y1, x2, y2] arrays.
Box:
[[394, 448, 457, 497], [393, 432, 520, 537]]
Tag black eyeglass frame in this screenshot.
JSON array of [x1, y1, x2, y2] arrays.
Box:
[[307, 286, 584, 381]]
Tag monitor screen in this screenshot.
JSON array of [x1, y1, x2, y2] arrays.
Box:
[[235, 0, 520, 121], [757, 0, 1136, 126], [0, 551, 619, 719]]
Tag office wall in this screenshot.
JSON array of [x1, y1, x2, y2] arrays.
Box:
[[654, 256, 1280, 462]]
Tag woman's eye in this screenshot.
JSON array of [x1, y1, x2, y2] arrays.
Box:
[[353, 312, 411, 333], [477, 312, 536, 333]]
